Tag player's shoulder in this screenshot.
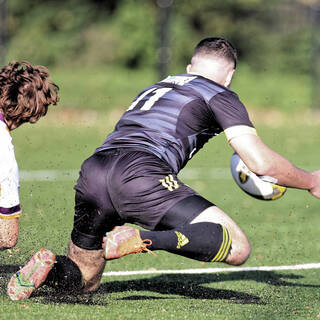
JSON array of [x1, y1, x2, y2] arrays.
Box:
[[211, 87, 243, 106], [152, 73, 239, 104], [175, 74, 232, 103]]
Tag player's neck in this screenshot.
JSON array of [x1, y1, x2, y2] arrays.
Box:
[[187, 71, 225, 86]]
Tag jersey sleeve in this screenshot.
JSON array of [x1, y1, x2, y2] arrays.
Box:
[[209, 90, 257, 142]]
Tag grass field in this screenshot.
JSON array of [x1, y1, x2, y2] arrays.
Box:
[[0, 69, 320, 319]]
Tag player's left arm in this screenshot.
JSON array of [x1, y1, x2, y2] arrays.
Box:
[[229, 133, 320, 198]]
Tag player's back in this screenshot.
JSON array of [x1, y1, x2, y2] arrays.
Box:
[[97, 74, 232, 173]]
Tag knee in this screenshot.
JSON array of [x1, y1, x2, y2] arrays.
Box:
[[226, 236, 251, 266]]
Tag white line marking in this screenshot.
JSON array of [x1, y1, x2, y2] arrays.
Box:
[[20, 170, 79, 181], [19, 168, 232, 182], [1, 263, 319, 280], [102, 263, 320, 277], [20, 166, 317, 182]]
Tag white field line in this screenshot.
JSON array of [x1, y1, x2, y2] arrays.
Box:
[[19, 168, 232, 182], [1, 263, 320, 280], [20, 166, 317, 182], [103, 263, 320, 277], [20, 170, 79, 181]]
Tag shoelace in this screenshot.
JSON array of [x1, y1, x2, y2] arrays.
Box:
[[137, 239, 157, 256]]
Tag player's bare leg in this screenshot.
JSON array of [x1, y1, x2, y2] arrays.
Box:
[[190, 205, 251, 265], [0, 218, 19, 249], [67, 240, 106, 292]]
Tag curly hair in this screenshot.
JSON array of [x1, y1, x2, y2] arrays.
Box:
[[0, 61, 59, 130]]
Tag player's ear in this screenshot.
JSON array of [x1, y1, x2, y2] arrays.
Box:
[[224, 69, 235, 88], [186, 64, 192, 73]]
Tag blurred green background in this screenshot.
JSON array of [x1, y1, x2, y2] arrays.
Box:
[[1, 0, 320, 113], [1, 2, 320, 319]]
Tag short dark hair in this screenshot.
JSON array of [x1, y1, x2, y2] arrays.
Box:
[[193, 37, 237, 69]]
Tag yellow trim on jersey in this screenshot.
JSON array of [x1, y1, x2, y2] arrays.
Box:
[[224, 125, 257, 142], [0, 211, 22, 219], [211, 226, 232, 262]]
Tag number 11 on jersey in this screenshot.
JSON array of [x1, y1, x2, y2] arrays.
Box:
[[127, 87, 172, 111]]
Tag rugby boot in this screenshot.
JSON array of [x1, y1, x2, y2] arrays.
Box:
[[7, 248, 56, 300], [102, 226, 153, 260]]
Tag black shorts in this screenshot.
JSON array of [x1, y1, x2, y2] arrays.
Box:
[[71, 148, 213, 250]]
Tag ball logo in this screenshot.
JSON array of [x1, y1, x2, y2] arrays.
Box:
[[239, 171, 249, 184]]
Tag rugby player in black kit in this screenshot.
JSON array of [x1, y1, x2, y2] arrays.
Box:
[[8, 37, 320, 300]]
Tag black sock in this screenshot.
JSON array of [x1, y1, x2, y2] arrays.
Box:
[[44, 255, 83, 293], [140, 222, 231, 262]]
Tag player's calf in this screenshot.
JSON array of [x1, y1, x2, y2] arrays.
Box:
[[141, 222, 233, 263]]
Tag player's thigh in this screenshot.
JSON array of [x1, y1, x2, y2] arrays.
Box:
[[72, 151, 124, 251], [155, 195, 214, 230], [108, 150, 199, 230], [67, 240, 106, 292], [0, 218, 19, 248], [191, 205, 242, 230]]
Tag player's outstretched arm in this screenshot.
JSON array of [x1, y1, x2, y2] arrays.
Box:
[[229, 134, 319, 198]]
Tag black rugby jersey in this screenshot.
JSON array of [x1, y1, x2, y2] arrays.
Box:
[[96, 74, 254, 173]]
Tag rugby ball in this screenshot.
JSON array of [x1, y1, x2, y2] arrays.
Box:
[[230, 153, 286, 200]]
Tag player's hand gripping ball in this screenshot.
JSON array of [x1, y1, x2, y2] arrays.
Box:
[[230, 153, 286, 200]]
